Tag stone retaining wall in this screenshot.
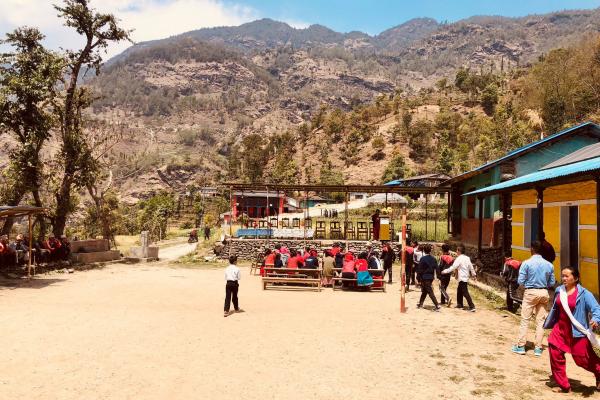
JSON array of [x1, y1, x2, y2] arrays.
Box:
[[219, 239, 403, 260]]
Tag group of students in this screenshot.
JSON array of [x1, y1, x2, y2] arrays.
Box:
[[259, 242, 397, 288], [0, 233, 71, 268], [405, 241, 477, 312]]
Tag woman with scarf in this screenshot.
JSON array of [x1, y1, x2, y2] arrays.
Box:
[[544, 266, 600, 393]]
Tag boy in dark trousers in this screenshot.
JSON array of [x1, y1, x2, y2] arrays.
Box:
[[416, 244, 441, 311], [381, 243, 396, 284], [224, 255, 244, 317], [437, 244, 453, 307]]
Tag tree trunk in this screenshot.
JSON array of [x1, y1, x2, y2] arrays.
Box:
[[31, 188, 47, 240], [53, 175, 72, 237]]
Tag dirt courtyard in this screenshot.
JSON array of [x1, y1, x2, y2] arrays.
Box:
[[0, 263, 597, 399]]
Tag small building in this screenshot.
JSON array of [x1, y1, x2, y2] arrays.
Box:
[[385, 173, 451, 188], [349, 192, 369, 201], [464, 141, 600, 297], [446, 122, 600, 248], [231, 190, 286, 220], [299, 195, 335, 208]]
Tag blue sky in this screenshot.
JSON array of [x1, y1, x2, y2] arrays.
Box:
[[230, 0, 600, 34]]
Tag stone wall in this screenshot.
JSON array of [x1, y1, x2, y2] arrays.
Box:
[[219, 239, 403, 260]]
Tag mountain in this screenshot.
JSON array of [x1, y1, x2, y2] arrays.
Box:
[[87, 8, 600, 201]]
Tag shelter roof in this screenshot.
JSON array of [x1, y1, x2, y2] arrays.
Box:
[[0, 206, 45, 218], [223, 183, 448, 194]]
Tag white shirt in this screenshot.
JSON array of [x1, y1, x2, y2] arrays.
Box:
[[224, 264, 241, 281], [413, 250, 423, 264], [442, 254, 476, 282]]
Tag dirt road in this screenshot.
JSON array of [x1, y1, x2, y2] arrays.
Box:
[[0, 264, 596, 399]]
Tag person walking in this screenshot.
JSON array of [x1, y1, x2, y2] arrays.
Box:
[[381, 242, 396, 284], [544, 266, 600, 393], [442, 245, 477, 312], [437, 244, 453, 307], [511, 240, 556, 356], [416, 244, 441, 311], [204, 226, 211, 241], [224, 255, 244, 317], [404, 241, 415, 291]]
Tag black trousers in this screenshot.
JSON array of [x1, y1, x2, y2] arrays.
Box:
[[419, 280, 439, 307], [405, 263, 414, 290], [457, 281, 475, 309], [224, 281, 239, 312], [383, 266, 392, 283], [439, 276, 451, 304]]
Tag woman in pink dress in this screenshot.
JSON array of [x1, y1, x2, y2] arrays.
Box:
[[544, 266, 600, 393]]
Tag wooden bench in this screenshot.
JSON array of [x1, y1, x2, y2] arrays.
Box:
[[250, 261, 274, 275], [332, 268, 386, 292], [262, 267, 322, 291]]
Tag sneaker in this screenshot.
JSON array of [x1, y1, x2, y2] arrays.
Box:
[[235, 309, 245, 313], [433, 306, 441, 312], [455, 305, 464, 309], [224, 311, 229, 317], [416, 303, 423, 309], [534, 347, 543, 357], [468, 308, 476, 313], [511, 345, 526, 355]]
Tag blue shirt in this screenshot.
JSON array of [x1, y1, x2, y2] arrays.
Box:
[[517, 254, 556, 288], [544, 284, 600, 338]]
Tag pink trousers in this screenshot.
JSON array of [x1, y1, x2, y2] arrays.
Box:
[[549, 342, 600, 390]]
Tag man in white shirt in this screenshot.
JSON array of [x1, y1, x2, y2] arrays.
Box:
[[224, 255, 243, 317], [442, 245, 477, 312]]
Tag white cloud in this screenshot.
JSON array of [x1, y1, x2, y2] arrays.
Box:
[[0, 0, 259, 58]]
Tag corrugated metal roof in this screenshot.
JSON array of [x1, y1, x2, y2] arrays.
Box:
[[464, 155, 600, 197], [541, 142, 600, 170], [384, 173, 450, 186], [444, 121, 600, 186]]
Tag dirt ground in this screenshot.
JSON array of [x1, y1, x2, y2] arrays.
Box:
[[0, 263, 597, 399]]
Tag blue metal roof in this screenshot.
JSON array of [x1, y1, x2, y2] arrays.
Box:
[[384, 180, 400, 186], [445, 121, 600, 185], [464, 155, 600, 197]]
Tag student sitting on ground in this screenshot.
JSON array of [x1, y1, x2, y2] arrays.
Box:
[[0, 235, 11, 267], [11, 234, 29, 265], [59, 235, 71, 261], [44, 234, 62, 262]]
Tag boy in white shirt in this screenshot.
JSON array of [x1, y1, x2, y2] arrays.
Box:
[[224, 255, 243, 317], [442, 245, 477, 312]]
